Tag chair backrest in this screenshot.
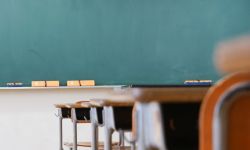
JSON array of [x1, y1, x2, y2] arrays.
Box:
[[225, 89, 250, 150], [199, 71, 250, 150]]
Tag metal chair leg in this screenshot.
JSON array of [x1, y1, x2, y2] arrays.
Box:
[[91, 108, 99, 150], [131, 143, 136, 150], [119, 130, 125, 146], [92, 123, 98, 150], [59, 117, 64, 150], [104, 106, 114, 150], [73, 120, 77, 150], [123, 131, 137, 150], [104, 127, 113, 150]]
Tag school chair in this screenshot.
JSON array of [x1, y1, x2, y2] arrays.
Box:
[[65, 101, 91, 150], [89, 101, 104, 150], [77, 101, 120, 150], [90, 99, 135, 150], [200, 35, 250, 150], [199, 71, 250, 150], [132, 86, 209, 150], [55, 101, 90, 150], [62, 101, 119, 150], [54, 104, 72, 150]]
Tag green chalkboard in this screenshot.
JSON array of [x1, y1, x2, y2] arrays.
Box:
[[0, 0, 250, 85]]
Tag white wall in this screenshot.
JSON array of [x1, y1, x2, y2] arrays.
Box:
[[0, 87, 127, 150]]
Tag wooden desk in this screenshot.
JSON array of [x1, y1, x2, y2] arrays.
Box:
[[54, 103, 69, 108], [90, 99, 134, 107], [90, 98, 134, 150], [130, 85, 211, 150], [54, 103, 72, 150], [90, 98, 134, 132], [66, 101, 91, 108], [132, 86, 210, 103], [65, 101, 92, 150]]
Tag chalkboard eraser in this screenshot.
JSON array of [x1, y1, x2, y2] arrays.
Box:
[[184, 80, 212, 85], [80, 80, 95, 86], [6, 83, 15, 87], [46, 81, 60, 87], [14, 82, 24, 87], [67, 80, 80, 86], [32, 81, 46, 87], [6, 82, 24, 87]]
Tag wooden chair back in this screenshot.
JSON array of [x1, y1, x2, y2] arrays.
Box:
[[199, 71, 250, 150]]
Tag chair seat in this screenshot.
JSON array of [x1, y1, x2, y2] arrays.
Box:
[[111, 145, 131, 150], [64, 141, 119, 147], [75, 120, 91, 123], [64, 142, 131, 149]]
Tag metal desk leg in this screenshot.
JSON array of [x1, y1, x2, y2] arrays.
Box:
[[71, 108, 78, 150], [136, 103, 146, 150], [104, 127, 114, 150], [73, 119, 77, 150], [104, 107, 114, 150], [59, 116, 64, 150], [91, 108, 98, 150]]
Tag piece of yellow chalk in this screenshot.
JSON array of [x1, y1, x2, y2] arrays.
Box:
[[32, 81, 46, 87], [80, 80, 95, 86], [67, 80, 80, 86], [46, 81, 60, 87]]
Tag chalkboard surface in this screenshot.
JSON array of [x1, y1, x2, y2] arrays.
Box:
[[0, 0, 250, 85]]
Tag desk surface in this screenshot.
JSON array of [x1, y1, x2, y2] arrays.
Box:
[[131, 86, 210, 103], [66, 102, 92, 108], [90, 99, 134, 107]]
